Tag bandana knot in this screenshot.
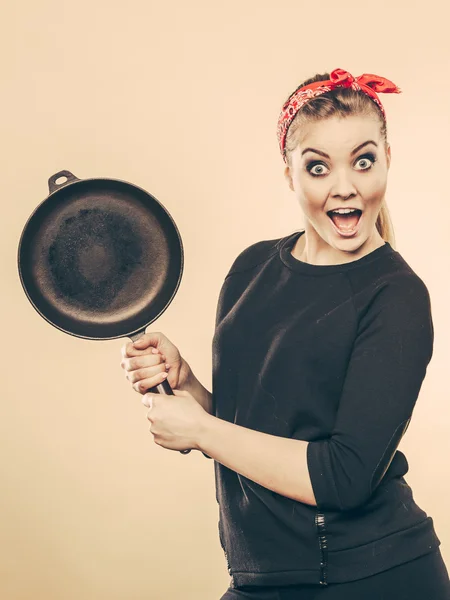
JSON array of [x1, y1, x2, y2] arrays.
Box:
[[331, 68, 355, 87]]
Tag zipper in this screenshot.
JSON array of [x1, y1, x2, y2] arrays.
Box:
[[218, 518, 232, 576], [315, 511, 329, 586], [218, 512, 328, 584]]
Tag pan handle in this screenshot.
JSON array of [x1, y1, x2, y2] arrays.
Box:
[[48, 170, 80, 194]]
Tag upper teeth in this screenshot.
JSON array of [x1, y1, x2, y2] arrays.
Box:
[[331, 208, 358, 214]]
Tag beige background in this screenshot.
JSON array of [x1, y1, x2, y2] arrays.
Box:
[[1, 1, 449, 598]]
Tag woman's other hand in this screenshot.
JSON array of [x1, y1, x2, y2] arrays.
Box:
[[141, 389, 211, 452]]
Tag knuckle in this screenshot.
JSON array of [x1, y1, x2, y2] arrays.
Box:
[[139, 381, 149, 392], [125, 342, 135, 356], [127, 358, 138, 370], [133, 357, 146, 370], [123, 358, 134, 370], [127, 369, 138, 383], [134, 368, 146, 381]]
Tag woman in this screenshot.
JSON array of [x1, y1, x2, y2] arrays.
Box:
[[120, 69, 450, 599]]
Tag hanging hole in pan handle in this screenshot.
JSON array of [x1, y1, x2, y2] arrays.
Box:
[[48, 170, 80, 194]]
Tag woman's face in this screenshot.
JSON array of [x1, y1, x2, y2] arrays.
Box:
[[284, 115, 391, 252]]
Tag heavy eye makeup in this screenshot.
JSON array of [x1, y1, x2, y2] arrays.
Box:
[[305, 152, 378, 178]]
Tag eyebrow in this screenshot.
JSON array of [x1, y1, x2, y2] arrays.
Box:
[[301, 140, 378, 159]]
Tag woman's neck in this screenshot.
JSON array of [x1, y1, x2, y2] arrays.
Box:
[[291, 228, 386, 266]]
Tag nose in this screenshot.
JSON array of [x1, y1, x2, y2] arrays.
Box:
[[330, 170, 357, 199]]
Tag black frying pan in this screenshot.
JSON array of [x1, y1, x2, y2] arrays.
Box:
[[18, 170, 208, 457]]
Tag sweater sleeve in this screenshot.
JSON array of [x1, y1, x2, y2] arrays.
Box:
[[306, 275, 434, 512]]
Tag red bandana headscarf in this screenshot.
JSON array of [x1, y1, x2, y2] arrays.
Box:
[[277, 68, 402, 163]]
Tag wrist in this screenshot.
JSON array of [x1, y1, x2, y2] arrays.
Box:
[[195, 411, 215, 452], [182, 362, 199, 394], [181, 361, 213, 415]]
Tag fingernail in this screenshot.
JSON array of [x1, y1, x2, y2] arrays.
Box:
[[165, 364, 170, 370], [161, 372, 168, 379], [151, 348, 159, 354]]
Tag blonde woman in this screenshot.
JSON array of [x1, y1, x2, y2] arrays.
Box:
[[121, 69, 450, 599]]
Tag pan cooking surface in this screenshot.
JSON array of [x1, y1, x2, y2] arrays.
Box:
[[48, 207, 144, 310], [19, 179, 183, 339]]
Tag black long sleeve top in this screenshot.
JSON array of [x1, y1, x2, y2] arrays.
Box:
[[211, 229, 441, 588]]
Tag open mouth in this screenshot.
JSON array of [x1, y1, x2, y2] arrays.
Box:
[[327, 209, 363, 236]]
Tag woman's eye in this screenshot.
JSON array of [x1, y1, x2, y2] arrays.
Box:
[[309, 164, 329, 177], [355, 153, 377, 170]]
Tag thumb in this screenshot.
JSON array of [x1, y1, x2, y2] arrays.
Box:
[[133, 332, 162, 350], [133, 336, 149, 348]]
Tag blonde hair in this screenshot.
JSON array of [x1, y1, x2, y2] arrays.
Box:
[[283, 71, 396, 249]]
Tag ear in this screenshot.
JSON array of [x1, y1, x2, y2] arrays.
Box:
[[385, 143, 391, 170], [284, 165, 294, 191]]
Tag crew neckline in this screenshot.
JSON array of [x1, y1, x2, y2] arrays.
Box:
[[279, 230, 394, 275]]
